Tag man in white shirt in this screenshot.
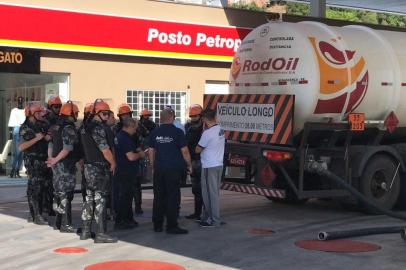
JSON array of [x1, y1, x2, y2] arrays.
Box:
[[8, 96, 26, 178], [195, 108, 225, 227]]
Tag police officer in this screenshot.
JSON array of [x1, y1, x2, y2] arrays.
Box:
[[46, 96, 62, 126], [79, 103, 94, 203], [42, 95, 63, 217], [80, 99, 117, 243], [138, 108, 156, 142], [19, 102, 49, 225], [185, 104, 204, 221], [148, 108, 192, 234], [47, 101, 80, 233]]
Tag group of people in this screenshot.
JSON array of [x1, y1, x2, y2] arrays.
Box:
[[18, 95, 225, 244]]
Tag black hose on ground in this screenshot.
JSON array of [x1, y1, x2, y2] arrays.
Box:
[[306, 160, 406, 240], [318, 226, 402, 241]]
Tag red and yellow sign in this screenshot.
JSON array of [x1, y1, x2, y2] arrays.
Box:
[[348, 113, 365, 131], [0, 4, 252, 62]]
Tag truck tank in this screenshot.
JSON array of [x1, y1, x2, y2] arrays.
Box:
[[229, 21, 406, 136]]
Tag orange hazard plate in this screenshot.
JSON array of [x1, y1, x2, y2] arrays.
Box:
[[349, 113, 365, 131]]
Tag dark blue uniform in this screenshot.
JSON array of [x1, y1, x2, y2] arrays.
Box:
[[149, 124, 187, 231], [114, 130, 139, 225]]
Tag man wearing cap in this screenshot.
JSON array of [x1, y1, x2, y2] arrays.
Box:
[[19, 102, 49, 225], [47, 101, 81, 233], [80, 99, 117, 243], [148, 108, 192, 234]]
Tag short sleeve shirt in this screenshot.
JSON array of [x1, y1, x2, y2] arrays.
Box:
[[149, 124, 187, 170], [62, 125, 77, 151], [92, 124, 109, 152], [198, 124, 225, 168], [114, 130, 139, 174]]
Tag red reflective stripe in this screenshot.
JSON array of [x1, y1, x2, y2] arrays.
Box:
[[299, 80, 308, 84], [278, 81, 287, 85]]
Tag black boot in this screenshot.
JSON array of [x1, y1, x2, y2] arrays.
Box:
[[33, 200, 47, 225], [16, 170, 21, 178], [60, 215, 75, 233], [34, 214, 48, 225], [60, 200, 75, 233], [9, 169, 15, 178], [94, 218, 117, 243], [80, 221, 92, 240], [27, 197, 35, 223], [53, 214, 62, 230], [94, 232, 118, 243]]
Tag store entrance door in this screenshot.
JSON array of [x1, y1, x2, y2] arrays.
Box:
[[0, 72, 69, 174]]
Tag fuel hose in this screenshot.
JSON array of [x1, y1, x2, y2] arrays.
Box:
[[306, 160, 406, 241]]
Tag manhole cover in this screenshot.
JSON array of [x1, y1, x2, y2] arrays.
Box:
[[84, 260, 185, 270], [295, 239, 381, 253]]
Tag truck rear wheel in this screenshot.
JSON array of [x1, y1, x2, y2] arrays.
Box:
[[360, 155, 401, 212]]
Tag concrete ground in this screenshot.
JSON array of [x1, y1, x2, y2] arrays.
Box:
[[1, 179, 406, 270]]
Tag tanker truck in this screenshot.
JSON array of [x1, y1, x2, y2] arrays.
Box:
[[204, 20, 406, 210]]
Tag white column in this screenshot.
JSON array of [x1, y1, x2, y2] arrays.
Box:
[[310, 0, 326, 18]]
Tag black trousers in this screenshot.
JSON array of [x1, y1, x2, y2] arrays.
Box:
[[153, 169, 182, 230], [115, 171, 135, 224]]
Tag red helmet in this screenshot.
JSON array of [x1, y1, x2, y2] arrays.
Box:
[[117, 103, 133, 116], [140, 108, 152, 117], [189, 104, 203, 117], [84, 103, 94, 114], [94, 99, 111, 114], [60, 101, 79, 116], [24, 102, 43, 117], [47, 96, 62, 107]]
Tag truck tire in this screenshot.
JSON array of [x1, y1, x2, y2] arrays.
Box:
[[360, 154, 401, 212]]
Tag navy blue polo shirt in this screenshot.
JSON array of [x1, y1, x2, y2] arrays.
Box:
[[149, 124, 187, 170], [114, 130, 139, 174]]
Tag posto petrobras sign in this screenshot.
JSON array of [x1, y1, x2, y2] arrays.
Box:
[[0, 47, 40, 74], [0, 4, 252, 62], [204, 94, 294, 145]]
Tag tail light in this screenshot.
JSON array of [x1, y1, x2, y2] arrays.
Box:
[[263, 150, 292, 162]]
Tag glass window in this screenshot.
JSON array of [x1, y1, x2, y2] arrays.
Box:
[[127, 89, 188, 124]]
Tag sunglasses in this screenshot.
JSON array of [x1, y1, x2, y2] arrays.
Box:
[[100, 111, 111, 117], [52, 105, 62, 109]]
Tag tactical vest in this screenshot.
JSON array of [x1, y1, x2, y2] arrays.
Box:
[[51, 120, 80, 162], [81, 120, 113, 163], [21, 120, 48, 158]]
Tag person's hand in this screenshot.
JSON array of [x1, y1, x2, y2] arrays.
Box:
[[110, 162, 116, 173], [138, 151, 146, 159], [187, 165, 193, 175], [46, 157, 57, 167], [78, 159, 84, 167], [35, 133, 44, 141], [44, 134, 51, 141]]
